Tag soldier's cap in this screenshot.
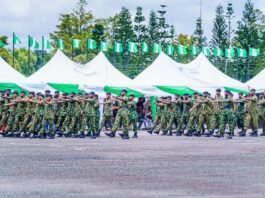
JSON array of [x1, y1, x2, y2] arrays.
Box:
[[224, 90, 229, 93], [29, 91, 35, 95], [250, 88, 256, 92], [167, 96, 172, 99], [46, 94, 53, 98], [193, 92, 199, 95], [5, 89, 11, 92], [198, 94, 203, 97], [45, 90, 51, 93], [13, 91, 18, 95], [55, 91, 60, 94], [238, 92, 243, 95], [106, 92, 112, 95], [36, 92, 41, 96], [20, 91, 26, 94], [183, 93, 189, 96], [216, 88, 221, 92], [175, 94, 180, 96], [129, 94, 135, 97], [71, 92, 76, 95], [78, 92, 83, 95], [38, 94, 44, 98], [89, 91, 95, 95], [121, 89, 128, 93], [203, 91, 208, 94], [63, 93, 68, 96]]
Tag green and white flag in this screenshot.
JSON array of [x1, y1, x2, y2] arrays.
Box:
[[128, 42, 138, 53], [153, 43, 162, 53], [237, 48, 247, 58], [142, 42, 148, 53], [29, 36, 39, 49], [166, 45, 174, 56], [191, 46, 199, 56], [202, 46, 210, 56], [72, 39, 81, 49], [57, 39, 64, 50], [225, 48, 235, 58], [249, 48, 260, 57], [100, 42, 108, 52], [214, 47, 223, 57], [114, 42, 123, 53], [42, 38, 52, 49], [0, 40, 5, 48], [178, 45, 187, 55], [87, 39, 96, 49], [13, 34, 21, 45]]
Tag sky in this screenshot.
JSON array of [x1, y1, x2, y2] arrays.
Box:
[[1, 0, 265, 48]]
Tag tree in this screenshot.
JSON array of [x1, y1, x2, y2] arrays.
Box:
[[92, 23, 105, 48], [193, 17, 207, 49], [235, 0, 260, 81], [134, 7, 146, 44], [211, 4, 227, 49], [226, 3, 235, 48], [148, 11, 159, 42], [157, 5, 169, 44]]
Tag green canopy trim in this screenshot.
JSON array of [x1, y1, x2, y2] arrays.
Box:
[[104, 86, 144, 98], [48, 83, 85, 94], [0, 83, 27, 93], [224, 87, 249, 95], [156, 86, 194, 96], [150, 96, 157, 119]]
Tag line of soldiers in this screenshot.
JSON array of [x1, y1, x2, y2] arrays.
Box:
[[0, 89, 138, 139], [147, 88, 262, 139]]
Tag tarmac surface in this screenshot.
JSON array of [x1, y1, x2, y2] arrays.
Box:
[[1, 131, 265, 198]]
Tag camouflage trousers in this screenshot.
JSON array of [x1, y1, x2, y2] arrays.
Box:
[[6, 114, 23, 132], [20, 113, 34, 132], [56, 115, 66, 131], [100, 115, 112, 130], [0, 112, 9, 128], [154, 113, 168, 131], [209, 111, 221, 132], [95, 113, 100, 132], [152, 114, 161, 130], [112, 112, 129, 134], [166, 113, 181, 131], [186, 112, 200, 132], [28, 114, 43, 133], [62, 115, 72, 132], [197, 112, 212, 132], [69, 115, 82, 132], [176, 113, 190, 131], [5, 114, 16, 132], [218, 109, 235, 134], [235, 111, 244, 129], [129, 113, 137, 133], [39, 115, 55, 135], [244, 111, 258, 131], [80, 115, 96, 133]]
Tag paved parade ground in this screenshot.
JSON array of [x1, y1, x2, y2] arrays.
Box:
[[0, 131, 265, 198]]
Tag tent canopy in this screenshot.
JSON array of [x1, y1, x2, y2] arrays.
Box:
[[75, 52, 133, 86], [246, 68, 265, 90], [0, 57, 27, 83], [27, 50, 89, 84]]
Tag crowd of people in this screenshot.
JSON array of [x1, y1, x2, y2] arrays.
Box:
[[0, 88, 263, 139]]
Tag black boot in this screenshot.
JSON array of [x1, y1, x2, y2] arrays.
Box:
[[47, 133, 55, 139], [167, 130, 173, 136], [239, 129, 246, 137], [153, 130, 160, 135], [121, 133, 129, 139], [147, 128, 153, 135], [176, 130, 183, 136], [161, 130, 168, 136], [56, 131, 63, 137], [94, 131, 100, 137], [249, 130, 258, 137], [6, 132, 14, 137], [260, 130, 265, 136], [213, 132, 222, 138], [105, 131, 115, 138], [20, 132, 27, 138], [193, 131, 201, 137], [184, 131, 192, 136], [38, 133, 46, 139], [89, 132, 96, 139], [132, 132, 138, 138], [205, 131, 213, 137]]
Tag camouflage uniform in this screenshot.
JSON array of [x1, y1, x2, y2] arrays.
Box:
[[112, 96, 129, 134], [152, 104, 161, 130], [166, 100, 181, 131], [62, 100, 74, 132], [56, 101, 67, 131], [209, 95, 223, 132], [176, 99, 192, 132], [21, 98, 36, 132], [0, 97, 10, 128], [154, 103, 169, 132], [218, 96, 235, 135], [69, 99, 83, 132], [235, 98, 245, 129], [80, 98, 96, 133], [100, 98, 113, 130], [128, 100, 137, 133], [259, 99, 265, 132], [29, 100, 45, 133], [39, 101, 55, 135], [94, 100, 100, 132], [197, 97, 213, 133], [4, 98, 17, 132], [244, 95, 258, 131], [186, 98, 201, 132]]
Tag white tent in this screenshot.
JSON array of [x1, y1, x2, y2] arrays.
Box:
[[246, 69, 265, 90], [27, 50, 89, 84], [178, 53, 248, 90], [75, 52, 133, 86], [0, 57, 27, 83], [133, 52, 213, 88]]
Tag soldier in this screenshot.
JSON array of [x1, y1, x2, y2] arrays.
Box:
[[56, 93, 68, 136], [3, 91, 19, 137], [28, 93, 45, 138], [128, 94, 138, 138], [79, 92, 97, 139], [147, 97, 163, 134], [94, 94, 100, 134], [0, 90, 9, 132], [20, 92, 36, 138], [234, 92, 245, 134], [62, 92, 76, 137], [205, 89, 224, 137], [214, 90, 235, 139], [240, 89, 259, 137], [105, 89, 129, 139], [39, 94, 55, 139], [185, 92, 201, 136], [258, 93, 265, 136], [53, 91, 60, 126], [176, 94, 192, 136], [99, 92, 113, 134]]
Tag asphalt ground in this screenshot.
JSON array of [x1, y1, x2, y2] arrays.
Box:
[[0, 130, 265, 198]]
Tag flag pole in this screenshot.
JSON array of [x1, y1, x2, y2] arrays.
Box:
[[28, 35, 30, 75], [71, 39, 73, 60], [86, 39, 88, 63], [42, 36, 44, 66], [12, 32, 15, 67]]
